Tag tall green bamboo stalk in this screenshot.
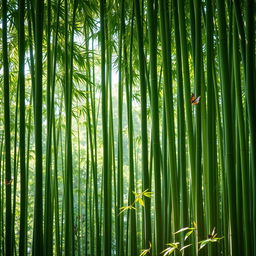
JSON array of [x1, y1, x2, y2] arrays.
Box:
[[33, 0, 44, 254], [134, 0, 152, 249], [100, 0, 111, 255], [125, 9, 137, 255], [233, 19, 251, 256], [206, 0, 217, 255], [147, 0, 163, 254], [53, 110, 61, 256], [245, 1, 256, 253], [18, 0, 26, 254], [44, 0, 53, 254], [2, 0, 12, 255], [216, 0, 238, 255], [85, 27, 101, 256], [0, 136, 3, 254], [50, 2, 61, 255], [173, 0, 189, 249], [159, 0, 180, 245], [117, 0, 125, 254], [194, 0, 204, 250], [63, 0, 78, 254], [106, 10, 114, 254], [11, 82, 19, 256], [177, 0, 195, 204]]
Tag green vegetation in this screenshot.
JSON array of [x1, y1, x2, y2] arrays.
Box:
[[0, 0, 255, 255]]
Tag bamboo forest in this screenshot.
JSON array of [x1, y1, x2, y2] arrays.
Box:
[[0, 0, 256, 255]]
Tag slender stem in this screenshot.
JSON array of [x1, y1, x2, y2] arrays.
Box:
[[2, 0, 12, 255]]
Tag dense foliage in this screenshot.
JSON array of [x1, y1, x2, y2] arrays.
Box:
[[0, 0, 255, 255]]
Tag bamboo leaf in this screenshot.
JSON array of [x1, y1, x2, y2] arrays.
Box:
[[199, 241, 208, 250], [184, 230, 194, 240], [137, 198, 144, 207], [161, 247, 176, 256], [139, 242, 152, 256], [119, 205, 136, 215], [174, 227, 191, 234], [180, 244, 192, 251]]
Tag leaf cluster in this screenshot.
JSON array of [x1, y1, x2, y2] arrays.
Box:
[[119, 189, 153, 215], [161, 242, 191, 256], [159, 225, 223, 255], [139, 241, 152, 256]]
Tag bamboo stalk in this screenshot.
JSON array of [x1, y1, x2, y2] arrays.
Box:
[[44, 0, 53, 254], [100, 0, 111, 255], [33, 0, 44, 253], [245, 1, 256, 253], [206, 0, 217, 255], [2, 0, 12, 254], [19, 0, 27, 252], [147, 0, 163, 254], [134, 0, 152, 249], [216, 0, 238, 254], [173, 0, 189, 250], [117, 1, 125, 254]]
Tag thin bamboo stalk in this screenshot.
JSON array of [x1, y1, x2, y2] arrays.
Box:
[[245, 1, 256, 253], [33, 0, 44, 253], [2, 0, 12, 254], [117, 1, 125, 254], [44, 0, 54, 254], [194, 1, 204, 251], [206, 1, 217, 255], [233, 20, 251, 256], [147, 0, 163, 254], [100, 0, 111, 254], [159, 1, 180, 247], [173, 0, 189, 250], [134, 0, 152, 249], [19, 0, 27, 251], [216, 0, 238, 254]]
